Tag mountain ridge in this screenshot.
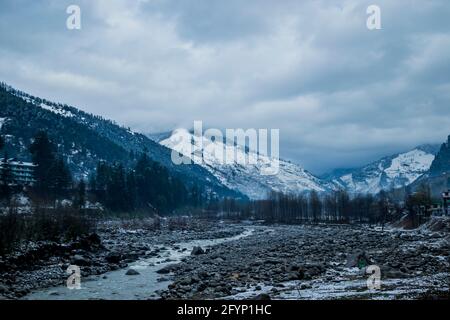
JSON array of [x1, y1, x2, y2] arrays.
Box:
[[0, 82, 244, 199], [324, 144, 440, 194]]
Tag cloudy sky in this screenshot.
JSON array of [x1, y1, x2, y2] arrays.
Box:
[[1, 0, 449, 174]]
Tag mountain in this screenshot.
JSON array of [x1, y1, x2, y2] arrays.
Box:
[[408, 136, 450, 196], [324, 145, 440, 194], [157, 128, 332, 199], [428, 135, 450, 177], [0, 82, 243, 199]]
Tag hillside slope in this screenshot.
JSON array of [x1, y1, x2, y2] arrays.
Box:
[[159, 128, 332, 199], [0, 83, 243, 199], [324, 145, 440, 194]]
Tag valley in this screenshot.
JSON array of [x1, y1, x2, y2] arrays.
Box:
[[1, 218, 447, 300]]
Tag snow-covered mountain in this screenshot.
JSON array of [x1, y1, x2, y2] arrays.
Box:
[[0, 82, 243, 199], [324, 145, 440, 194], [158, 128, 330, 199]]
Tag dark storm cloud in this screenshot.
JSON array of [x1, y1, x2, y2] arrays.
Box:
[[0, 0, 449, 173]]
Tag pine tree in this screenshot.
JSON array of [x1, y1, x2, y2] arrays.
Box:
[[51, 157, 72, 196], [73, 179, 86, 210], [29, 131, 56, 192], [0, 152, 12, 201]]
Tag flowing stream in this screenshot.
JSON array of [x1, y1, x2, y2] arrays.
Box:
[[24, 228, 254, 300]]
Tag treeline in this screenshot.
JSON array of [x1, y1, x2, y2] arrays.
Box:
[[88, 154, 206, 214], [0, 132, 95, 254], [0, 206, 96, 255], [206, 185, 437, 227], [0, 130, 207, 215], [0, 130, 206, 254]]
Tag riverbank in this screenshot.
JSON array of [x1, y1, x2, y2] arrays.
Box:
[[160, 222, 450, 300], [1, 218, 449, 300], [0, 218, 244, 299]]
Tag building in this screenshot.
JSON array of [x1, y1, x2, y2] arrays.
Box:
[[0, 158, 37, 186]]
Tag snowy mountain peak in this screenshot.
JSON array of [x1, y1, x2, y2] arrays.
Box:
[[160, 129, 329, 199], [326, 146, 439, 194]]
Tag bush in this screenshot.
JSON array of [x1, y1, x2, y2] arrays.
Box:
[[0, 210, 25, 255], [30, 207, 96, 242], [0, 207, 97, 255]]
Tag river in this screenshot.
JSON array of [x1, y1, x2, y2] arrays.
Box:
[[24, 228, 255, 300]]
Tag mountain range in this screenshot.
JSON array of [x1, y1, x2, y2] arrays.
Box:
[[154, 129, 443, 198], [158, 128, 332, 199], [1, 82, 447, 200], [323, 144, 440, 195], [0, 83, 243, 199]]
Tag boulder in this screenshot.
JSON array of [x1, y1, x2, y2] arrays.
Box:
[[125, 268, 140, 276], [71, 254, 91, 266], [0, 284, 9, 294], [156, 264, 179, 274], [105, 253, 122, 263], [254, 293, 271, 300], [191, 246, 205, 255]]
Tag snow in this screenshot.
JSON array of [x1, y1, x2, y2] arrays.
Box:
[[161, 129, 328, 199], [0, 117, 8, 129], [385, 149, 434, 181], [334, 148, 436, 194], [40, 103, 74, 118]]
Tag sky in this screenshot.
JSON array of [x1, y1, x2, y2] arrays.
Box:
[[1, 0, 449, 174]]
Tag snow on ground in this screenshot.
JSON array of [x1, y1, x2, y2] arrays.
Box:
[[40, 103, 74, 118]]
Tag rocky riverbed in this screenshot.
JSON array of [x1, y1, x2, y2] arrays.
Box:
[[1, 218, 449, 300], [0, 218, 244, 299], [159, 220, 450, 300]]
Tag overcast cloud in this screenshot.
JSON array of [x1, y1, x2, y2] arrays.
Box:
[[1, 0, 449, 173]]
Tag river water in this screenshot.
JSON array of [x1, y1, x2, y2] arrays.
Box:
[[24, 228, 254, 300]]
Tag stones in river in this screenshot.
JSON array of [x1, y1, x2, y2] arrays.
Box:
[[105, 253, 122, 263], [156, 264, 179, 274], [70, 254, 91, 266], [125, 268, 140, 276], [191, 246, 205, 255]]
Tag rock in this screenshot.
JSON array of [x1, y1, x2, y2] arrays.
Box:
[[87, 233, 102, 245], [385, 270, 408, 279], [157, 277, 170, 282], [156, 264, 179, 274], [179, 277, 195, 286], [71, 255, 91, 266], [0, 284, 9, 294], [105, 253, 122, 263], [125, 268, 140, 276], [288, 264, 300, 272], [254, 293, 271, 300], [197, 282, 208, 292], [191, 246, 205, 255], [300, 283, 312, 290]]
